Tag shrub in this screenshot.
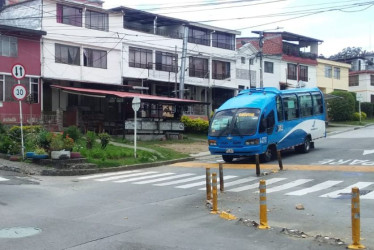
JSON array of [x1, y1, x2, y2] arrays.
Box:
[[86, 131, 96, 149], [352, 112, 367, 121], [181, 116, 209, 133], [63, 126, 81, 142], [98, 132, 111, 149], [63, 135, 75, 151], [0, 122, 6, 134], [34, 147, 47, 155], [0, 134, 13, 154], [361, 102, 374, 118], [327, 91, 356, 121], [49, 133, 64, 151]]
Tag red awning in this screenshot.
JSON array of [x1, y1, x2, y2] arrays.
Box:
[[51, 85, 207, 104]]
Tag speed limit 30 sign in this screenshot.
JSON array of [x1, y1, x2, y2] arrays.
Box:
[[12, 84, 27, 101]]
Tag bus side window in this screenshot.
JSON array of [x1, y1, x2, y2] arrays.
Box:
[[283, 95, 298, 120], [266, 110, 275, 134], [312, 92, 323, 114], [276, 96, 284, 122], [298, 93, 313, 117], [259, 114, 266, 133]]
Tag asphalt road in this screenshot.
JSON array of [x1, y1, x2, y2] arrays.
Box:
[[1, 126, 373, 250]]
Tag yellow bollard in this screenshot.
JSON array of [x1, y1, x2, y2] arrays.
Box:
[[348, 187, 365, 249], [258, 180, 270, 229], [206, 168, 211, 201], [211, 173, 218, 214]]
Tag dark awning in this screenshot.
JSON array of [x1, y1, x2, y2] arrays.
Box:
[[51, 85, 209, 105]]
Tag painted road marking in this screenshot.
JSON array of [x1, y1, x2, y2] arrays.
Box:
[[78, 170, 141, 180], [227, 178, 287, 192], [264, 179, 313, 193], [320, 182, 374, 198], [134, 173, 196, 184], [0, 177, 9, 182], [361, 190, 374, 199], [154, 175, 206, 186], [114, 173, 175, 183], [176, 175, 237, 189], [96, 171, 158, 182], [198, 177, 258, 190], [286, 180, 343, 196]]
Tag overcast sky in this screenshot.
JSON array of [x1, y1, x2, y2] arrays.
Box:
[[103, 0, 374, 57]]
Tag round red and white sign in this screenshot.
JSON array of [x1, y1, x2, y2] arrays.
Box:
[[12, 84, 27, 101], [11, 64, 26, 80]]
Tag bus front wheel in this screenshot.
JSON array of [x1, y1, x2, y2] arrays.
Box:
[[222, 155, 234, 163], [260, 146, 275, 162], [296, 137, 311, 153]]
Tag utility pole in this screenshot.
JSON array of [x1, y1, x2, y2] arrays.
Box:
[[175, 45, 178, 96], [179, 25, 188, 99], [259, 31, 264, 88]]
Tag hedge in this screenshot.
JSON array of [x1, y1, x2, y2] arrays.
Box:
[[181, 116, 209, 133], [327, 91, 356, 121]]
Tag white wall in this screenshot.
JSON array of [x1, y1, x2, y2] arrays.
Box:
[[349, 73, 374, 103]]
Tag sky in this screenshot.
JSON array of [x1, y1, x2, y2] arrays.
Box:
[[102, 0, 374, 57]]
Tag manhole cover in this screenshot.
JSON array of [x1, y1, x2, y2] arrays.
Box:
[[0, 227, 42, 238]]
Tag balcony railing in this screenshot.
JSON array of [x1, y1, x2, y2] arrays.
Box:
[[124, 22, 183, 39]]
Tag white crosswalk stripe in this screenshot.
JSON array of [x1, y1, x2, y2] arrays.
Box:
[[77, 171, 374, 200], [227, 178, 287, 192], [0, 177, 9, 182], [176, 175, 237, 189], [96, 171, 158, 182], [264, 179, 313, 193], [286, 181, 343, 196], [319, 182, 374, 198], [134, 173, 196, 184], [114, 173, 175, 183], [198, 177, 258, 191]]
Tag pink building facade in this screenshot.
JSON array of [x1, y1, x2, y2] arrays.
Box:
[[0, 25, 46, 124]]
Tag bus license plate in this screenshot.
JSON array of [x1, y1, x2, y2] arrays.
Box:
[[226, 149, 234, 153]]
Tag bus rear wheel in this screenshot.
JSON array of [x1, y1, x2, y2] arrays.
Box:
[[296, 137, 311, 153], [222, 155, 234, 163]]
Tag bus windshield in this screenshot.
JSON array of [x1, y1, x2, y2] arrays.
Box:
[[209, 108, 260, 136]]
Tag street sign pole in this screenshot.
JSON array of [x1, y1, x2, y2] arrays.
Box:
[[11, 64, 27, 159], [132, 97, 141, 158]]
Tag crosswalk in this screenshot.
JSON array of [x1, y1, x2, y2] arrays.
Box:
[[77, 170, 374, 200], [0, 176, 9, 182]]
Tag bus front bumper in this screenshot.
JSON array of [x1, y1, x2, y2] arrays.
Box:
[[209, 145, 265, 156]]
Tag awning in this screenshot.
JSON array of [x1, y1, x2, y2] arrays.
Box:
[[51, 85, 208, 104]]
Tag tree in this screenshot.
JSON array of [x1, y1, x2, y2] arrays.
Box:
[[329, 47, 368, 60], [327, 91, 356, 121]]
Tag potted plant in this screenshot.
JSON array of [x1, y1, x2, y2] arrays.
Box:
[[33, 147, 49, 159], [49, 133, 71, 160]]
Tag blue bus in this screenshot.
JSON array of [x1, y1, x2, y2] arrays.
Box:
[[208, 87, 326, 162]]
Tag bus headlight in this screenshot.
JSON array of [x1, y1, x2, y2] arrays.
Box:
[[245, 139, 259, 145], [208, 140, 217, 146]]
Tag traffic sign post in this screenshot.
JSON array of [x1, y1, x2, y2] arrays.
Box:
[[356, 93, 364, 124], [132, 97, 141, 158], [11, 64, 27, 159]]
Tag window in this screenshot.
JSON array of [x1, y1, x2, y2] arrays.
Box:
[[249, 58, 254, 65], [299, 65, 308, 82], [325, 65, 332, 78], [276, 96, 284, 122], [264, 61, 273, 73], [287, 63, 297, 80], [283, 94, 299, 120], [212, 60, 230, 80], [188, 27, 210, 46], [56, 4, 82, 27], [371, 95, 374, 104], [30, 78, 39, 103], [84, 48, 107, 69], [55, 44, 80, 65], [334, 67, 340, 80], [312, 92, 323, 114], [156, 51, 178, 72], [212, 32, 235, 50], [129, 47, 152, 69], [349, 75, 359, 86], [298, 93, 313, 117], [371, 75, 374, 86], [241, 57, 245, 64], [0, 35, 17, 57], [0, 75, 3, 101], [85, 10, 108, 31], [189, 57, 209, 78]]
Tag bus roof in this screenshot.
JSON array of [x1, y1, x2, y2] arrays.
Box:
[[217, 87, 322, 111]]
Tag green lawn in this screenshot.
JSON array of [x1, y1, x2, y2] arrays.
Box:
[[329, 118, 374, 126]]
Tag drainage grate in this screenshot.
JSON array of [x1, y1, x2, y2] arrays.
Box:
[[0, 227, 42, 238]]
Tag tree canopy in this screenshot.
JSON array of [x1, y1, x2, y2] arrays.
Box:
[[329, 47, 373, 60]]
